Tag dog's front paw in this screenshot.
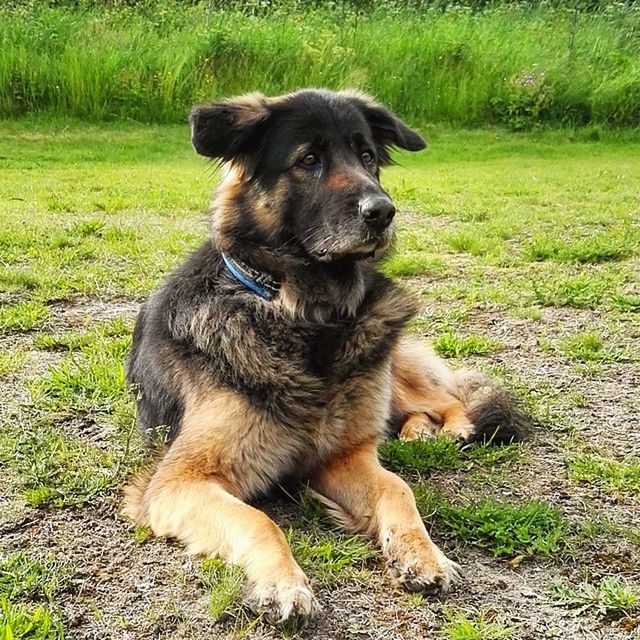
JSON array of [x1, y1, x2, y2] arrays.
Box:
[[244, 573, 320, 626], [385, 529, 460, 594]]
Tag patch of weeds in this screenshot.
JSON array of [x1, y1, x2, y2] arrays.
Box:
[[414, 488, 567, 557], [577, 516, 640, 549], [567, 390, 588, 409], [443, 229, 502, 258], [568, 453, 640, 497], [31, 330, 130, 415], [0, 301, 49, 334], [380, 437, 524, 474], [0, 349, 25, 379], [132, 527, 152, 545], [551, 576, 639, 617], [0, 424, 119, 508], [440, 607, 515, 639], [467, 441, 524, 467], [531, 271, 616, 309], [288, 529, 376, 584], [380, 437, 461, 473], [289, 491, 327, 528], [433, 329, 501, 358], [611, 294, 640, 312], [383, 252, 447, 278], [0, 597, 64, 640], [559, 331, 629, 364], [0, 553, 69, 602], [73, 220, 106, 238], [200, 559, 245, 623], [524, 232, 633, 264], [34, 318, 131, 352]]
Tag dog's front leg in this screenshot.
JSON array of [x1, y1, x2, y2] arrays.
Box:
[[125, 463, 318, 625], [311, 440, 460, 593]]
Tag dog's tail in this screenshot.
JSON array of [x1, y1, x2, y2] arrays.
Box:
[[454, 369, 530, 444]]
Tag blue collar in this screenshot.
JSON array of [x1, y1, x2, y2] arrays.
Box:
[[221, 252, 279, 301]]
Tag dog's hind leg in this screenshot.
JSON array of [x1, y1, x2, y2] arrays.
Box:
[[391, 336, 476, 441], [311, 440, 460, 594]]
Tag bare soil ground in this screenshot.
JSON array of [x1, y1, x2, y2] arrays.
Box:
[[2, 294, 639, 640]]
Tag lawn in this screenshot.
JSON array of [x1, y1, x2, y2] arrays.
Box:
[[1, 119, 639, 639]]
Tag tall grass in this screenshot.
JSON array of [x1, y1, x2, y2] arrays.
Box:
[[1, 1, 639, 127]]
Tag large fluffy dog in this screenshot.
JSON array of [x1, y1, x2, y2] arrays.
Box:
[[124, 89, 527, 624]]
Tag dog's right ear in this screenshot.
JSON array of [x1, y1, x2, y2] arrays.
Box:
[[189, 94, 271, 161]]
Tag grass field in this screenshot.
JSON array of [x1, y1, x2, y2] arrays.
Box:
[[2, 1, 640, 127], [1, 119, 639, 639]]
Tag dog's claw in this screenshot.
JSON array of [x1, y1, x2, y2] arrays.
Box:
[[385, 530, 461, 595], [244, 579, 320, 626]]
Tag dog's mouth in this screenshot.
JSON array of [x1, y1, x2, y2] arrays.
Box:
[[311, 236, 390, 263]]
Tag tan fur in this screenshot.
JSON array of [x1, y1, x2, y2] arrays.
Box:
[[311, 440, 459, 591], [277, 267, 366, 323], [392, 335, 476, 441], [326, 170, 358, 190], [210, 165, 245, 252], [123, 364, 395, 619], [249, 181, 290, 240]]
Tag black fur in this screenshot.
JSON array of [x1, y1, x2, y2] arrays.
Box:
[[127, 89, 423, 449]]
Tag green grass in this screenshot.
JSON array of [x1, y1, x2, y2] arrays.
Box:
[[34, 318, 131, 352], [568, 453, 640, 497], [2, 121, 639, 314], [440, 608, 516, 640], [1, 2, 639, 127], [0, 302, 50, 335], [200, 559, 245, 623], [380, 437, 523, 473], [0, 598, 64, 640], [0, 350, 25, 379], [433, 329, 502, 358], [31, 327, 131, 417], [0, 423, 121, 508], [551, 576, 639, 617], [558, 331, 630, 364], [0, 553, 68, 603], [524, 230, 636, 264], [415, 489, 567, 557], [288, 529, 377, 584], [383, 252, 447, 278]]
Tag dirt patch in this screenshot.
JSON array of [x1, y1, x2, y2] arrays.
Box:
[[2, 298, 639, 640]]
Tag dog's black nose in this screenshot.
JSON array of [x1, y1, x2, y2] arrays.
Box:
[[360, 195, 396, 228]]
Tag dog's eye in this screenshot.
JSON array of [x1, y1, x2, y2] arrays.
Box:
[[362, 150, 374, 165], [300, 153, 320, 168]]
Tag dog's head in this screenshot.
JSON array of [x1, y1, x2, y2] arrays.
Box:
[[190, 89, 425, 262]]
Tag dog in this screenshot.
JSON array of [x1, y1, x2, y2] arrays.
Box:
[[123, 89, 528, 625]]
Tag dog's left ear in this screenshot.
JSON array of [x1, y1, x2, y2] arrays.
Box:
[[347, 92, 426, 164], [189, 93, 271, 161]]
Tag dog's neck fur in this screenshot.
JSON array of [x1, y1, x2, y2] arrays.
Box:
[[214, 235, 368, 323]]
